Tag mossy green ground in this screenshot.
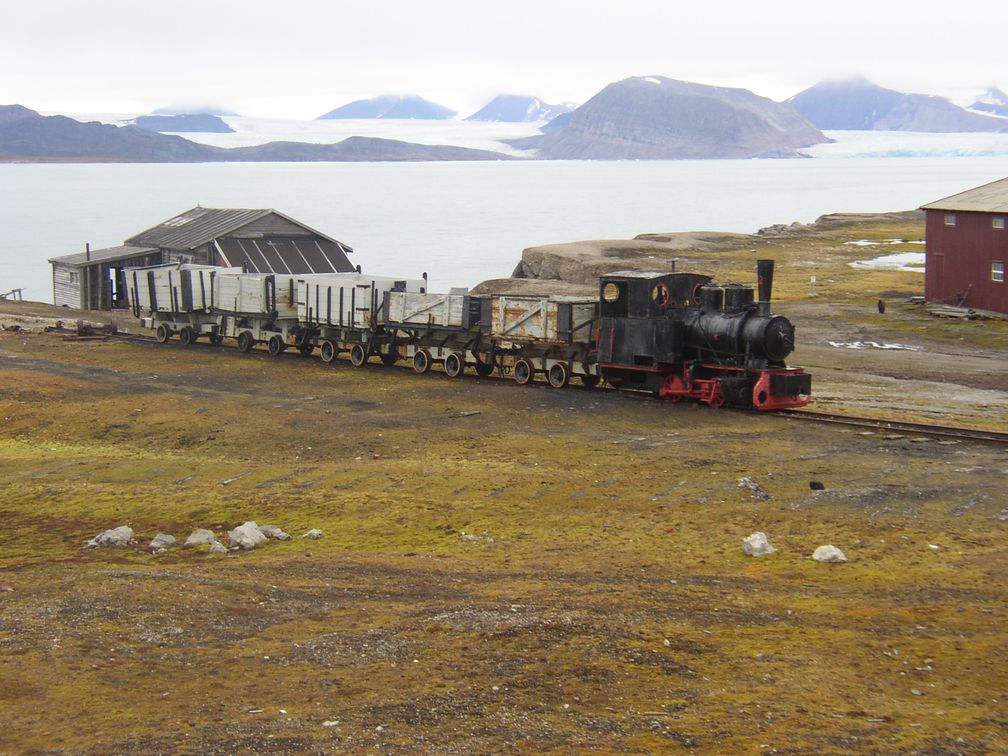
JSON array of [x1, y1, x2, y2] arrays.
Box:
[[1, 216, 1006, 752]]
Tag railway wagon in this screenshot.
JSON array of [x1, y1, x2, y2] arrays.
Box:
[[297, 273, 427, 365], [127, 262, 241, 345], [213, 272, 302, 354], [480, 294, 600, 387]]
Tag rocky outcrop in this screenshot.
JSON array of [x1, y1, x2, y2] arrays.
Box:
[[510, 76, 827, 159], [788, 77, 1007, 132], [226, 136, 512, 162], [969, 87, 1008, 117], [507, 233, 753, 287], [317, 95, 457, 120]]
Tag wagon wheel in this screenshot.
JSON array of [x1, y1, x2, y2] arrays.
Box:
[[413, 349, 431, 374], [178, 326, 195, 346], [155, 323, 171, 343], [320, 340, 338, 364], [444, 352, 464, 378], [547, 363, 569, 389], [474, 358, 494, 377], [237, 331, 255, 353], [513, 359, 534, 386], [580, 374, 600, 388], [349, 343, 368, 367], [268, 335, 286, 357]]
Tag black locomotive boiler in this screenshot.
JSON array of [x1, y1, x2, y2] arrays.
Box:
[[596, 260, 811, 409]]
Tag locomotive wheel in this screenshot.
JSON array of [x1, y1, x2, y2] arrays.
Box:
[[514, 359, 534, 386], [320, 340, 338, 364], [209, 331, 224, 346], [474, 359, 494, 377], [178, 326, 195, 346], [581, 374, 600, 388], [413, 349, 431, 374], [380, 353, 398, 366], [298, 343, 314, 357], [155, 323, 171, 343], [547, 363, 569, 389], [237, 331, 255, 353], [444, 352, 464, 378], [268, 335, 286, 357], [349, 343, 367, 367]]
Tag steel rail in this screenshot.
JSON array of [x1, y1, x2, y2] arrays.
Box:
[[778, 410, 1008, 446]]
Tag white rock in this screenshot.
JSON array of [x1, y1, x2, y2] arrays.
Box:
[[208, 541, 228, 555], [184, 529, 216, 547], [85, 525, 135, 549], [737, 477, 770, 500], [149, 533, 176, 550], [229, 521, 267, 550], [812, 544, 848, 563], [258, 524, 291, 541], [302, 528, 323, 539], [742, 531, 777, 557]]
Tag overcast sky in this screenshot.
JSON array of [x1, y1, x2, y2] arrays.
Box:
[[3, 0, 1005, 119]]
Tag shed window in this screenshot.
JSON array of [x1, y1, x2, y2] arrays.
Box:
[[944, 214, 957, 226], [68, 271, 79, 284], [994, 217, 1005, 230], [994, 262, 1005, 283]]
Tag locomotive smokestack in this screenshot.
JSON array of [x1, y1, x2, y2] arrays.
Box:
[[757, 259, 774, 315]]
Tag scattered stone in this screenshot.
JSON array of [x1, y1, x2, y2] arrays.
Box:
[[321, 720, 339, 728], [742, 531, 777, 557], [184, 529, 217, 547], [149, 533, 176, 550], [208, 541, 228, 555], [809, 481, 825, 490], [911, 689, 925, 696], [85, 525, 135, 549], [258, 524, 291, 541], [302, 528, 323, 540], [812, 544, 848, 563], [737, 477, 770, 500], [228, 521, 267, 550], [928, 544, 941, 551], [459, 530, 494, 544], [0, 584, 13, 592]]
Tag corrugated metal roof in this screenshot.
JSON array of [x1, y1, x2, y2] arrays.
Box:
[[921, 176, 1008, 212], [124, 207, 273, 250], [216, 237, 355, 274], [48, 245, 158, 268]]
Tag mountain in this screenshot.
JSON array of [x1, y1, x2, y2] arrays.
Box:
[[317, 95, 457, 120], [152, 105, 239, 116], [0, 105, 510, 162], [133, 114, 235, 133], [225, 137, 511, 162], [465, 95, 576, 122], [788, 77, 1007, 132], [969, 87, 1008, 117], [0, 105, 218, 161], [510, 76, 827, 159]]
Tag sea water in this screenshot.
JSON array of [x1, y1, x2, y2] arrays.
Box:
[[3, 153, 1008, 302]]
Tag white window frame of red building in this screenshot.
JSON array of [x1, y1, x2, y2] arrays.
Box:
[[944, 213, 957, 226], [993, 261, 1005, 283], [994, 217, 1006, 230]]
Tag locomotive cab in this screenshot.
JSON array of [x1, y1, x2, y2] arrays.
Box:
[[597, 271, 711, 389]]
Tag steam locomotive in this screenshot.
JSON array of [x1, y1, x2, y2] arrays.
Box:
[[127, 258, 811, 410]]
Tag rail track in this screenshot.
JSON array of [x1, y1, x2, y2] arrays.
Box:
[[779, 410, 1008, 446], [30, 325, 1008, 447]]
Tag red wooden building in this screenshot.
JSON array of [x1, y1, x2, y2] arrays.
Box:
[[921, 177, 1008, 313]]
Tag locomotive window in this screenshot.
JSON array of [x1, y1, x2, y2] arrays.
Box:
[[651, 284, 670, 307], [602, 282, 621, 303]]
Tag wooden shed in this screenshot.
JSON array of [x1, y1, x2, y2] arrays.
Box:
[[921, 177, 1008, 314], [49, 207, 356, 310]]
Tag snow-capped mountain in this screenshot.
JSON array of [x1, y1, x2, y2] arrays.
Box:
[[465, 95, 576, 123]]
